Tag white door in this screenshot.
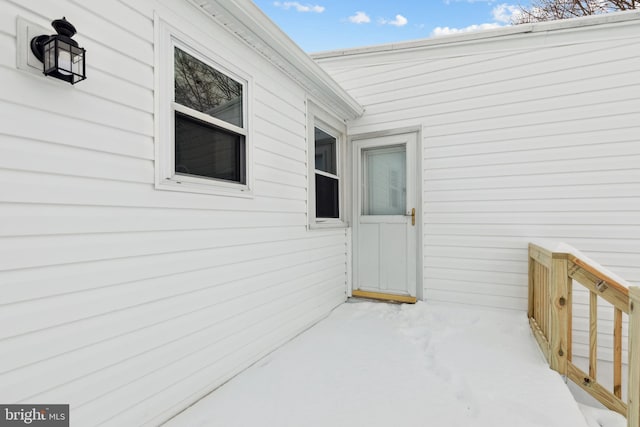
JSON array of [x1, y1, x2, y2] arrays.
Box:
[[353, 133, 418, 298]]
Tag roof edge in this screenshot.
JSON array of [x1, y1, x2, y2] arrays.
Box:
[[195, 0, 364, 120], [312, 10, 640, 60]]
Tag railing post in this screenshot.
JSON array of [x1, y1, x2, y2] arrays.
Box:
[[628, 287, 640, 427], [549, 255, 569, 375]]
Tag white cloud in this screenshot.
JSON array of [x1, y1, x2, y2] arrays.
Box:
[[431, 22, 502, 36], [492, 3, 519, 23], [434, 1, 518, 36], [348, 11, 371, 24], [389, 14, 408, 27], [379, 14, 408, 27], [273, 1, 325, 13]]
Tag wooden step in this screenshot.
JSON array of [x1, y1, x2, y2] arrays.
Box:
[[351, 290, 417, 304]]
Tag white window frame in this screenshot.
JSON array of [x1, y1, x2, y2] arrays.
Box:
[[154, 16, 253, 197], [307, 101, 348, 228]]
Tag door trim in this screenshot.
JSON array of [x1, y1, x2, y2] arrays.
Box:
[[350, 129, 423, 300]]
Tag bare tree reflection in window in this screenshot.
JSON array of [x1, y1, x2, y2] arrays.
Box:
[[174, 47, 243, 128]]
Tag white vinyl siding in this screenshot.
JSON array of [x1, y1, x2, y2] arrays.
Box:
[[0, 1, 347, 426], [316, 15, 640, 361]]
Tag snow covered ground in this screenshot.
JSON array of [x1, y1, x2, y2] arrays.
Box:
[[166, 300, 625, 427]]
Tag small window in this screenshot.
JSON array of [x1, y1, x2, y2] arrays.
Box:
[[314, 127, 339, 219], [308, 103, 346, 227], [173, 47, 246, 185]]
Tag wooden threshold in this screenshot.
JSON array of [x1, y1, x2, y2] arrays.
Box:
[[351, 290, 417, 304]]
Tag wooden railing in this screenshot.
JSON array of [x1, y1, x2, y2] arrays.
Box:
[[528, 243, 640, 427]]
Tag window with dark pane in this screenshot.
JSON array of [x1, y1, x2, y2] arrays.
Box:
[[316, 174, 339, 218], [174, 47, 243, 128], [314, 126, 339, 219], [175, 112, 245, 184]]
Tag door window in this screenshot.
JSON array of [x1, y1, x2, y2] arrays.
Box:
[[362, 146, 406, 215]]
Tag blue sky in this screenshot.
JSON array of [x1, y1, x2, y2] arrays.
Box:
[[252, 0, 532, 52]]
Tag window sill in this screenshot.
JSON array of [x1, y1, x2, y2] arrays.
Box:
[[308, 220, 349, 230], [155, 177, 254, 198]]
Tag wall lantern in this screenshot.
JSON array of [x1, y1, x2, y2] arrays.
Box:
[[30, 17, 86, 85]]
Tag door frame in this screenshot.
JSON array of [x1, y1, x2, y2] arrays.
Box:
[[349, 127, 423, 301]]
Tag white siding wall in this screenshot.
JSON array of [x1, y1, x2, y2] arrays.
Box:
[[0, 1, 347, 425], [317, 17, 640, 360]]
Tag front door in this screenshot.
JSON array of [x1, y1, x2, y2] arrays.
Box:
[[352, 133, 418, 301]]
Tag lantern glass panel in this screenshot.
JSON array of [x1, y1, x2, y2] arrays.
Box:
[[43, 39, 56, 75], [71, 45, 84, 76], [57, 40, 73, 76]]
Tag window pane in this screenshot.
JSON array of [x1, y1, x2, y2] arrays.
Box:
[[316, 174, 339, 218], [314, 127, 337, 175], [363, 147, 406, 215], [175, 112, 245, 184], [174, 47, 243, 128]]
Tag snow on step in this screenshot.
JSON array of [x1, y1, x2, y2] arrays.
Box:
[[167, 301, 589, 427]]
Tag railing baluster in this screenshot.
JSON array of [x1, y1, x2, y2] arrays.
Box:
[[543, 263, 549, 336], [535, 262, 541, 329], [614, 307, 622, 399], [589, 291, 598, 379], [537, 262, 543, 333], [540, 264, 544, 333], [528, 255, 535, 319], [567, 276, 572, 362]]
